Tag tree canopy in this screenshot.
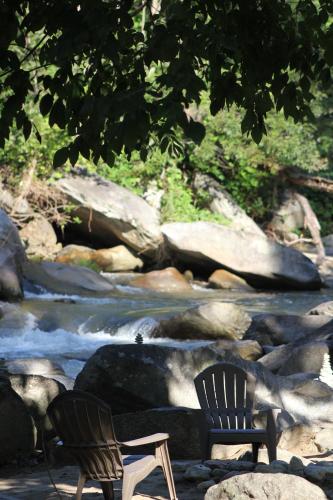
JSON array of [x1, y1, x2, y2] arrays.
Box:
[[1, 0, 333, 167]]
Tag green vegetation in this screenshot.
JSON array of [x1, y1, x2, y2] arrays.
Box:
[[1, 2, 333, 235], [1, 1, 333, 166]]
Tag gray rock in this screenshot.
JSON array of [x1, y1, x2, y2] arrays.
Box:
[[184, 464, 211, 481], [314, 427, 333, 452], [162, 221, 321, 290], [270, 460, 289, 473], [277, 342, 333, 376], [19, 215, 61, 260], [305, 463, 333, 482], [245, 313, 331, 346], [197, 480, 215, 492], [268, 190, 305, 235], [56, 173, 162, 256], [205, 472, 327, 500], [193, 173, 264, 236], [288, 455, 304, 476], [0, 209, 26, 300], [0, 376, 36, 464], [75, 344, 333, 426], [307, 301, 333, 317], [113, 407, 201, 459], [152, 302, 252, 341], [211, 339, 263, 361], [9, 374, 66, 443], [258, 345, 291, 372], [23, 260, 115, 295]]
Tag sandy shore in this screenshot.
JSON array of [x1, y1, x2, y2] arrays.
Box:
[[0, 462, 204, 500]]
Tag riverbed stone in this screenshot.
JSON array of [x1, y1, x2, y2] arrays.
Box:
[[208, 269, 253, 291], [56, 173, 162, 256], [93, 245, 143, 272], [204, 472, 327, 500], [184, 464, 211, 481], [22, 260, 114, 295], [130, 267, 191, 292], [151, 302, 251, 341], [55, 244, 95, 265], [162, 221, 321, 290], [211, 339, 263, 361], [245, 313, 330, 345], [307, 301, 333, 316], [0, 209, 26, 300]]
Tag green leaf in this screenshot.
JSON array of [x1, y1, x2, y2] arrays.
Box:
[[23, 120, 32, 140], [39, 94, 53, 116], [251, 125, 263, 144], [53, 147, 68, 168], [185, 120, 205, 144], [49, 100, 66, 128], [69, 144, 79, 166]]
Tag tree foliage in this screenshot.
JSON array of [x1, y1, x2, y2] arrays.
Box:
[[1, 0, 333, 166]]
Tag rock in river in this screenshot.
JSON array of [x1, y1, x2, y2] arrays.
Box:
[[0, 209, 26, 300], [151, 302, 251, 341], [162, 221, 321, 290], [56, 173, 162, 257], [23, 261, 114, 295]]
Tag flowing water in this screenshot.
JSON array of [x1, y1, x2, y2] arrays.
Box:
[[1, 277, 333, 378]]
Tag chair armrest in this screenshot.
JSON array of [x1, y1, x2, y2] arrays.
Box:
[[253, 407, 281, 432], [120, 433, 169, 447]]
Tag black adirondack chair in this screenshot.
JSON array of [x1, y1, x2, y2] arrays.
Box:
[[194, 362, 278, 462]]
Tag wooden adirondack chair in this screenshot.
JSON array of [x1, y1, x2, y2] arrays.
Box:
[[194, 362, 278, 462], [47, 390, 177, 500]]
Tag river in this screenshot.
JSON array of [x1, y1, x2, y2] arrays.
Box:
[[1, 278, 333, 379]]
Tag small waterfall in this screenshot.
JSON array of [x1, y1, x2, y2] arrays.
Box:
[[319, 352, 333, 389]]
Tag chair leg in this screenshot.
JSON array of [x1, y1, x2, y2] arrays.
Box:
[[266, 437, 277, 463], [252, 443, 260, 463], [122, 475, 135, 500], [76, 472, 86, 500], [156, 441, 177, 500], [100, 481, 115, 500]]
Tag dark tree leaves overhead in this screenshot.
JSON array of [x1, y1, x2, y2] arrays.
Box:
[[1, 0, 333, 166]]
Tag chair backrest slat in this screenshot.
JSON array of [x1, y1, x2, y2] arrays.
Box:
[[47, 390, 123, 480], [194, 363, 256, 430]]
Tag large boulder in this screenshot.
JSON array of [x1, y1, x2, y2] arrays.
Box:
[[151, 302, 251, 341], [162, 222, 321, 290], [0, 209, 26, 300], [0, 375, 36, 464], [5, 357, 73, 389], [75, 344, 333, 426], [277, 341, 333, 377], [22, 260, 114, 295], [211, 339, 263, 361], [75, 344, 221, 413], [205, 473, 327, 500], [9, 374, 66, 443], [19, 215, 62, 260], [56, 173, 162, 256], [193, 173, 264, 236], [113, 407, 201, 459], [130, 267, 192, 292], [245, 313, 331, 346]]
